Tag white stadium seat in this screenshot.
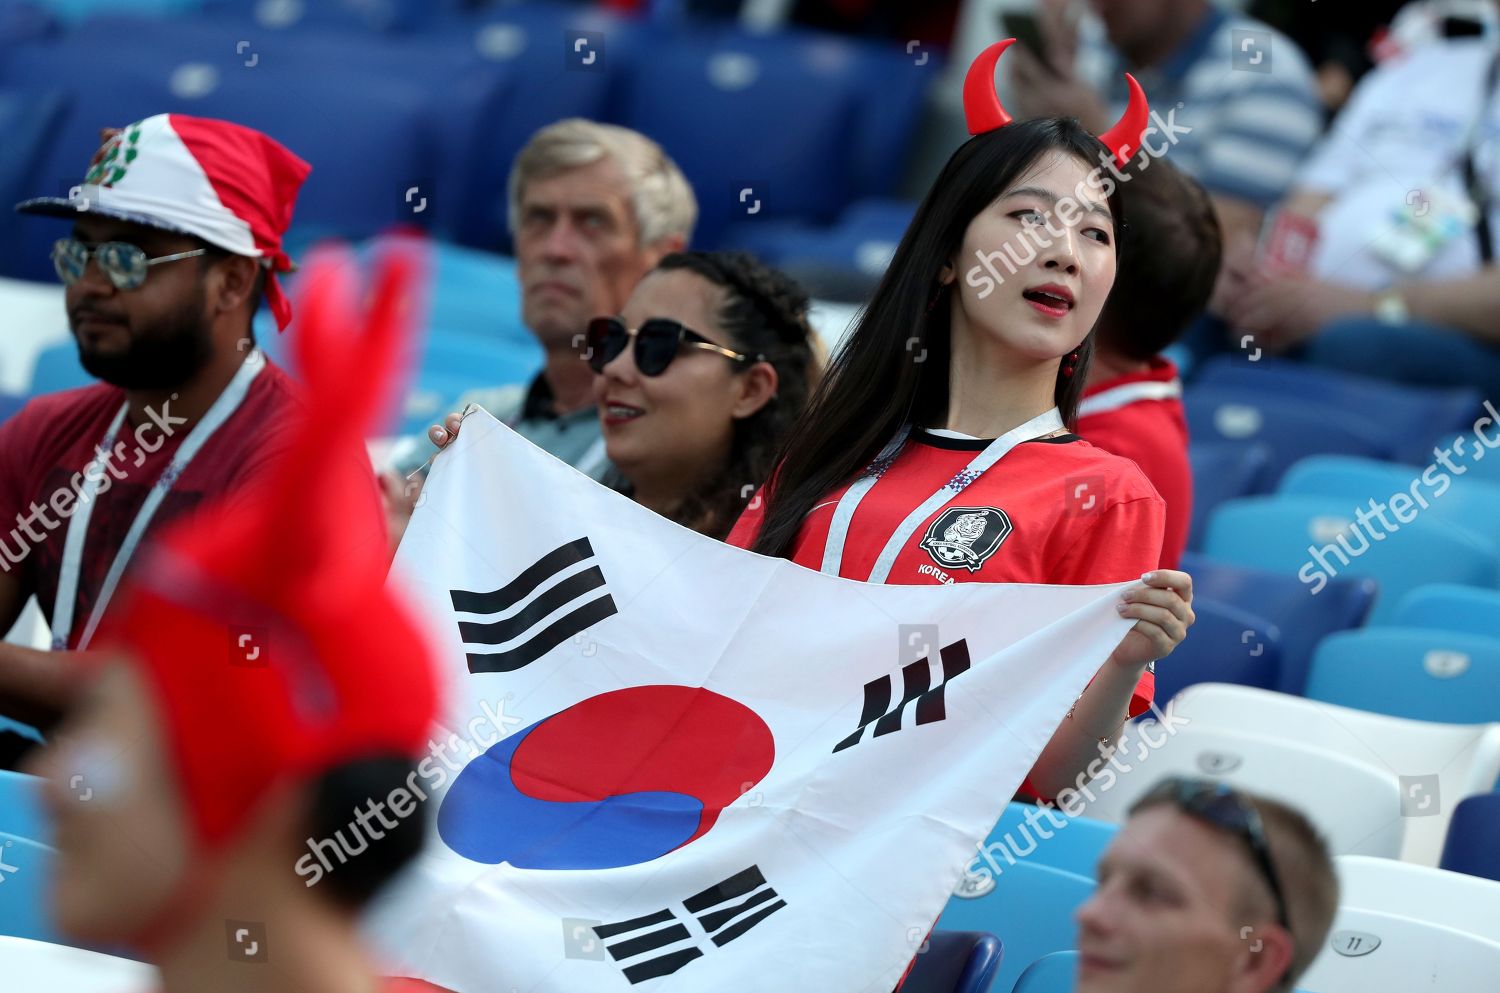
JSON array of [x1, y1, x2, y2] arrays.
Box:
[[1298, 907, 1500, 993], [1334, 855, 1500, 944], [1, 935, 154, 993], [1073, 724, 1405, 857], [1161, 683, 1500, 865]]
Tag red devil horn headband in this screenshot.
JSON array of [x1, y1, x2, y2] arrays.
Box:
[[963, 38, 1151, 167]]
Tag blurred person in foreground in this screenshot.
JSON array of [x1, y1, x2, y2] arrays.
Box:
[[0, 114, 329, 736], [1077, 157, 1222, 570], [382, 119, 697, 538], [1076, 777, 1338, 993], [1218, 8, 1500, 396], [27, 249, 451, 993], [418, 251, 821, 542]]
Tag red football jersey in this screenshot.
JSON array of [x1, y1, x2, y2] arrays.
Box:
[[727, 429, 1166, 717], [1076, 357, 1191, 570]]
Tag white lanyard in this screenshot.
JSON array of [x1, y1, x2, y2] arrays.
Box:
[[51, 349, 266, 650], [820, 407, 1064, 583]]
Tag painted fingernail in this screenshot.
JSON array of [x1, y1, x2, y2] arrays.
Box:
[[1115, 602, 1129, 613], [1141, 571, 1155, 580]]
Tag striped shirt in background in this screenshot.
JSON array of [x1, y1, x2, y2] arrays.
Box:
[[1077, 4, 1324, 209]]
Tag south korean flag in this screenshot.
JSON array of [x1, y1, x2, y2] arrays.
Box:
[[367, 409, 1135, 993]]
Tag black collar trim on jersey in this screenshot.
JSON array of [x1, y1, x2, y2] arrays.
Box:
[[911, 428, 1082, 451]]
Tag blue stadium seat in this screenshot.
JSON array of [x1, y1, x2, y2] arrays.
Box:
[[1011, 950, 1078, 993], [1191, 356, 1482, 465], [1203, 495, 1500, 624], [1427, 425, 1500, 486], [725, 196, 915, 280], [51, 14, 520, 248], [0, 770, 48, 845], [1184, 388, 1395, 489], [938, 861, 1093, 993], [1188, 442, 1271, 549], [0, 86, 67, 219], [204, 0, 468, 32], [845, 42, 940, 200], [1388, 584, 1500, 639], [1151, 596, 1280, 706], [1279, 454, 1500, 551], [421, 4, 629, 250], [1304, 628, 1500, 724], [0, 0, 56, 47], [970, 803, 1117, 881], [1178, 552, 1375, 695], [0, 392, 23, 424], [1161, 341, 1193, 379], [699, 28, 939, 202], [838, 197, 919, 240], [614, 26, 863, 248], [902, 930, 1002, 993], [423, 241, 527, 344], [0, 27, 440, 281], [26, 340, 88, 395], [36, 0, 200, 22], [419, 330, 538, 398], [0, 833, 60, 942], [1440, 793, 1500, 882]]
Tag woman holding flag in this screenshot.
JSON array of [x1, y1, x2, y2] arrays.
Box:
[[727, 39, 1195, 802], [426, 41, 1194, 802]]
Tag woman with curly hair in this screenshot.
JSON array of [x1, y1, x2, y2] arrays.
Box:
[[428, 250, 820, 541]]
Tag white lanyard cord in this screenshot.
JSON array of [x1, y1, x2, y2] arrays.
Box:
[[820, 407, 1065, 583], [51, 349, 266, 651]]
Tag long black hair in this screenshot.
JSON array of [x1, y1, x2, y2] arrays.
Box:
[[639, 250, 819, 540], [750, 117, 1126, 560]]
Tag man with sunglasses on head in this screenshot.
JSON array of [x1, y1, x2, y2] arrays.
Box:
[[1074, 777, 1339, 993], [0, 114, 314, 737]]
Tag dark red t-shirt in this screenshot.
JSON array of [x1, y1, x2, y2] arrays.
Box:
[[1076, 357, 1191, 570], [0, 360, 307, 648], [726, 429, 1165, 717]]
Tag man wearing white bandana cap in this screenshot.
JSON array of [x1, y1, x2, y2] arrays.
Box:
[[0, 114, 379, 743]]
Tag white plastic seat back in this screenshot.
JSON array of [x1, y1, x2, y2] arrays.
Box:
[[1298, 907, 1500, 993], [1073, 724, 1404, 857], [1164, 683, 1500, 864], [1334, 855, 1500, 945], [2, 934, 155, 993]]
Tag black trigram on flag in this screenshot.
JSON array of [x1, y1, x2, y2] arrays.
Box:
[[450, 536, 617, 674], [593, 865, 786, 984], [833, 639, 972, 752]]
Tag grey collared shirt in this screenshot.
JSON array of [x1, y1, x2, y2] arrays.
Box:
[[389, 373, 612, 481]]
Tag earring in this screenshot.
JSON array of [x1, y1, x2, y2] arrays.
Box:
[[1062, 350, 1081, 377]]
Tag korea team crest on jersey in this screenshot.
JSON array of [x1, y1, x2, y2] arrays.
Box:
[[919, 507, 1012, 572]]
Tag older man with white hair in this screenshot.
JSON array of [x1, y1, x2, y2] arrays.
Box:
[[387, 119, 696, 496]]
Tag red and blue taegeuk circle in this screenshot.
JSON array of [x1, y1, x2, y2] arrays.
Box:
[[437, 685, 775, 870]]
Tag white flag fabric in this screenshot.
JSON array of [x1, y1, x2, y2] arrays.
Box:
[[365, 409, 1135, 992]]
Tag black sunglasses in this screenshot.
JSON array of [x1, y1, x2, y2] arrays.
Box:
[[1143, 777, 1292, 936], [585, 316, 764, 377]]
